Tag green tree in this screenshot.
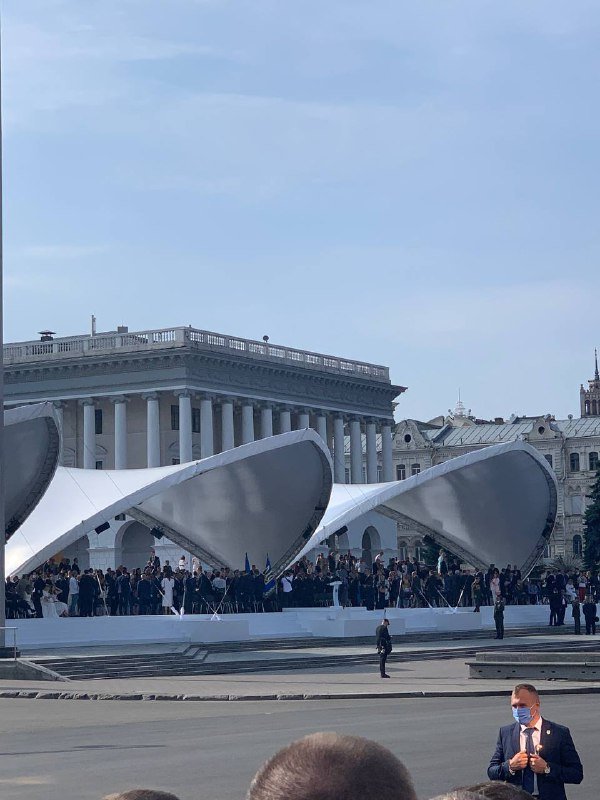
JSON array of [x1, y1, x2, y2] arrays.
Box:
[[583, 469, 600, 570]]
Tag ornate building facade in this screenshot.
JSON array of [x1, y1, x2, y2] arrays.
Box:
[[4, 324, 403, 570], [390, 359, 600, 563]]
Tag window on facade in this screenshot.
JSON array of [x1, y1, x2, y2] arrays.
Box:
[[590, 452, 599, 471], [344, 468, 350, 483], [362, 466, 367, 483], [171, 405, 179, 431], [192, 407, 201, 434], [570, 453, 580, 472], [398, 541, 408, 561], [171, 457, 180, 465], [396, 464, 406, 481], [411, 463, 421, 476], [377, 466, 383, 482], [573, 535, 583, 557], [94, 409, 103, 435], [414, 541, 424, 562], [544, 454, 553, 468], [95, 460, 103, 470], [543, 543, 555, 559]]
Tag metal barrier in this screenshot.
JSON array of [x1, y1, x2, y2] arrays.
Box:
[[0, 627, 18, 659]]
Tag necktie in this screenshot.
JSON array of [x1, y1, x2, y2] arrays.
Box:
[[522, 728, 535, 794]]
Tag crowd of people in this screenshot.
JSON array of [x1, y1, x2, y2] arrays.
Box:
[[100, 684, 583, 799], [5, 546, 600, 625]]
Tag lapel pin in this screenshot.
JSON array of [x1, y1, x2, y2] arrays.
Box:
[[546, 730, 551, 735]]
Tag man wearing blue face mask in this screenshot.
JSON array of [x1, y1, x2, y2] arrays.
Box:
[[487, 683, 583, 799]]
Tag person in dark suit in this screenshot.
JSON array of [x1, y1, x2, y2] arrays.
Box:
[[493, 595, 505, 639], [375, 618, 392, 678], [78, 570, 97, 617], [582, 596, 597, 635], [488, 682, 583, 799]]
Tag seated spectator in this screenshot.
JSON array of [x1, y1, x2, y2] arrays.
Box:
[[247, 732, 416, 800]]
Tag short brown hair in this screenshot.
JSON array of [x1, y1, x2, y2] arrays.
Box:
[[247, 732, 416, 800], [458, 782, 533, 799], [103, 791, 181, 800], [512, 683, 540, 700]]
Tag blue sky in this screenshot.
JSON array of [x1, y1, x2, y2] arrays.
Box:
[[4, 1, 600, 422]]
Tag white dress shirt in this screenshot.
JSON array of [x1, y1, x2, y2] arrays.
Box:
[[520, 716, 542, 754]]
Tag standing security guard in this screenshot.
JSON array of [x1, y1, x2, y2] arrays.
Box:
[[376, 618, 392, 678], [494, 595, 505, 639]]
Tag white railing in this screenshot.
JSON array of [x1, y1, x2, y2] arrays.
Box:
[[3, 326, 390, 380]]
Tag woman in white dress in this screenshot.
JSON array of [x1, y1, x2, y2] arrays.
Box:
[[161, 574, 175, 614], [41, 584, 69, 618]]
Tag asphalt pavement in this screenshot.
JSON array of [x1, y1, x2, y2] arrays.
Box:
[[0, 694, 594, 800]]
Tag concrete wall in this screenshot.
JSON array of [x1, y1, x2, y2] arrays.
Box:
[[9, 604, 551, 651]]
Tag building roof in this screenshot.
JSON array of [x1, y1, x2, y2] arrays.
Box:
[[415, 416, 600, 447]]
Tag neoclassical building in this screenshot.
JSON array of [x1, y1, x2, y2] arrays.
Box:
[[389, 359, 600, 563], [4, 324, 403, 570]]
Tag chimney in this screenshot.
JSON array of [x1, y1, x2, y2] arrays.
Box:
[[91, 315, 97, 336]]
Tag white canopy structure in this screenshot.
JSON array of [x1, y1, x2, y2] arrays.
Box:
[[6, 431, 556, 580], [6, 429, 332, 578], [5, 403, 60, 538], [298, 441, 557, 575]]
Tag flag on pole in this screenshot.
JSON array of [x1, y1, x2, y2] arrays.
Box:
[[265, 554, 275, 593], [245, 552, 251, 573]]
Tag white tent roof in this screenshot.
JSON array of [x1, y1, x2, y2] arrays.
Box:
[[298, 440, 557, 574], [7, 429, 332, 577], [5, 403, 60, 538]]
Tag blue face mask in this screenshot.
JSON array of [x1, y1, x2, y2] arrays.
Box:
[[512, 705, 533, 725]]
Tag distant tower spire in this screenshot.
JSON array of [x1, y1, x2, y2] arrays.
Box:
[[454, 388, 466, 418], [581, 349, 600, 416]]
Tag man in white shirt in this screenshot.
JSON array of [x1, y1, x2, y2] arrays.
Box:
[[488, 683, 583, 799], [67, 571, 79, 617]]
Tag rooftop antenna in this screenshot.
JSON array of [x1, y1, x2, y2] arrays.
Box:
[[595, 347, 599, 381]]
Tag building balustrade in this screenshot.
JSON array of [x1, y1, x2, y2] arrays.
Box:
[[3, 325, 390, 380]]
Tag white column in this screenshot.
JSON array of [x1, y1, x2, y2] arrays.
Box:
[[221, 399, 235, 451], [53, 401, 64, 465], [242, 402, 255, 444], [177, 391, 193, 463], [316, 414, 328, 444], [279, 408, 291, 433], [333, 415, 345, 483], [113, 397, 128, 470], [366, 420, 378, 483], [82, 399, 95, 469], [260, 405, 273, 439], [144, 393, 161, 467], [382, 422, 394, 482], [350, 418, 363, 484], [200, 396, 214, 459], [298, 409, 310, 429]]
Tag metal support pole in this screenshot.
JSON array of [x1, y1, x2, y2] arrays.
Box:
[[0, 13, 6, 654]]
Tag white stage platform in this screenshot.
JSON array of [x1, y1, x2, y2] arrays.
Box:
[[9, 605, 551, 651]]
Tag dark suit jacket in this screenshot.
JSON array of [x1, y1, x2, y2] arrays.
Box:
[[488, 719, 583, 800], [375, 624, 392, 653]]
